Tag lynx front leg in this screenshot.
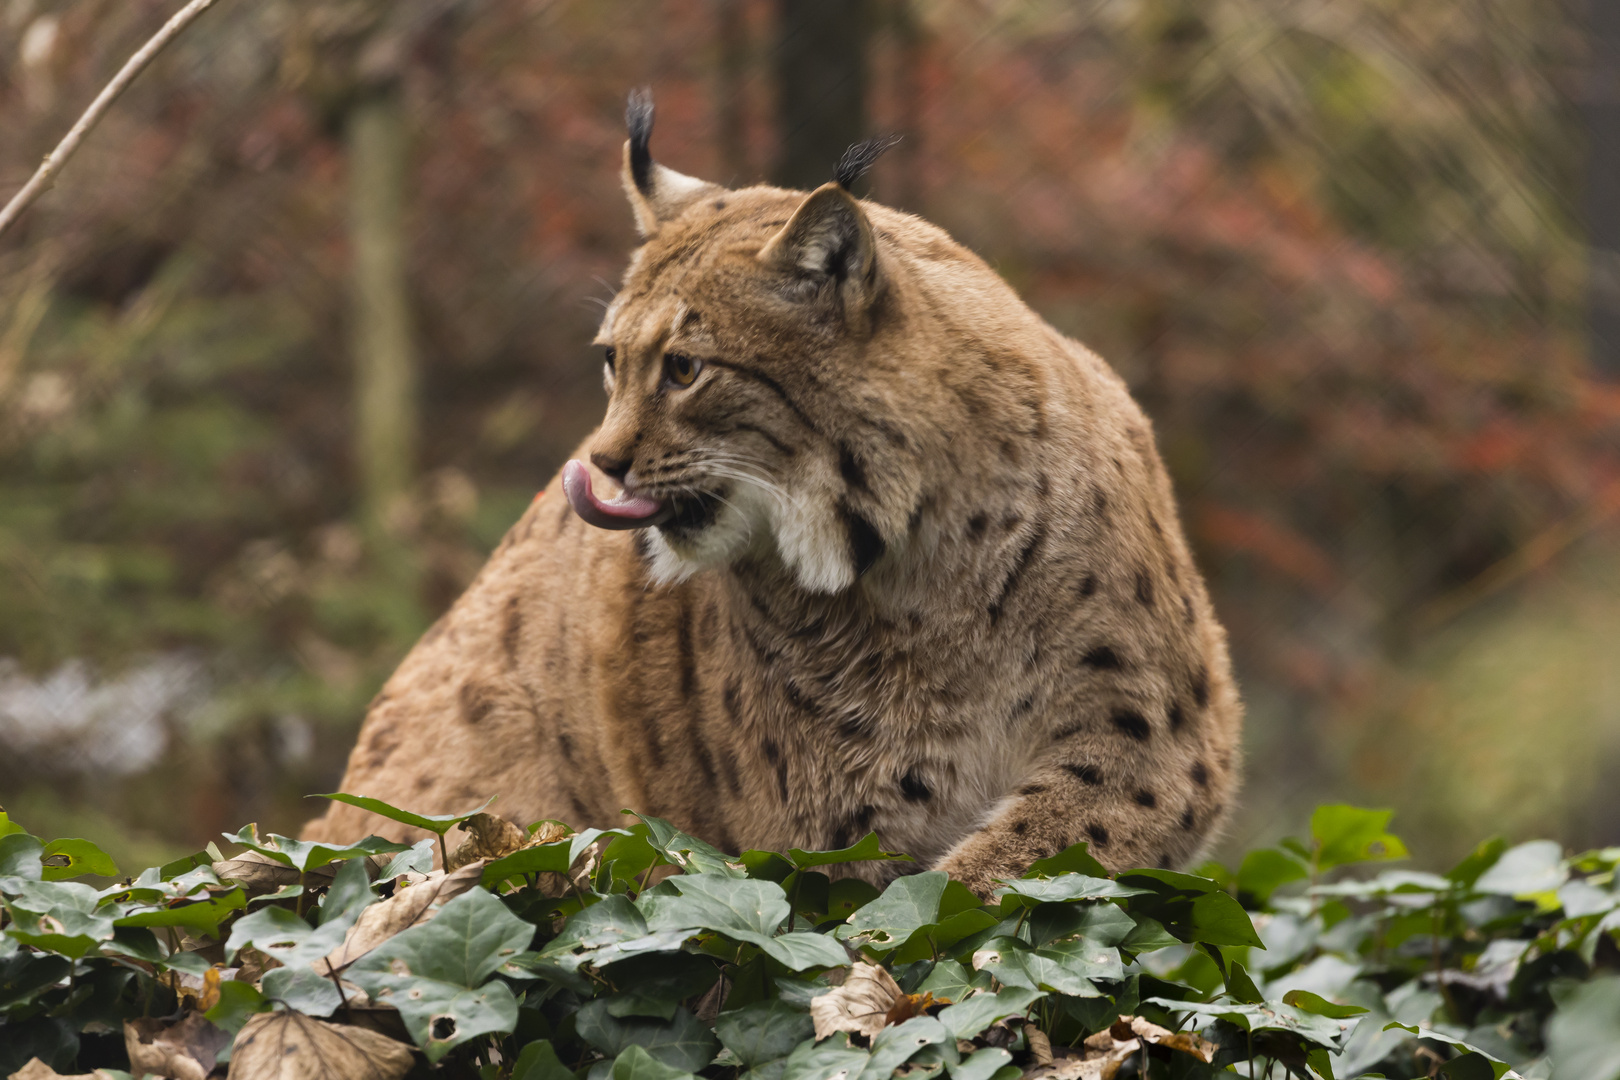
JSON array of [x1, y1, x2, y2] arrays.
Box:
[[934, 746, 1222, 897]]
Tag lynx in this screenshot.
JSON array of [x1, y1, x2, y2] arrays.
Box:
[[302, 92, 1243, 894]]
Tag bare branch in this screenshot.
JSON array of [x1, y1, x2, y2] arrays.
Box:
[[0, 0, 224, 241]]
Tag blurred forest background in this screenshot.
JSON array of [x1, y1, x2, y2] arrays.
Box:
[[1, 0, 1617, 873]]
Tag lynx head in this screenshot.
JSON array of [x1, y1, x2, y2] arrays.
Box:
[[563, 90, 909, 594]]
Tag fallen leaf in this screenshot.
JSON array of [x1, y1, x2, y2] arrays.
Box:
[[445, 814, 528, 870], [1026, 1036, 1137, 1080], [227, 1010, 416, 1079], [214, 852, 335, 896], [1026, 1025, 1053, 1066], [531, 820, 570, 845], [6, 1059, 123, 1079], [1122, 1015, 1216, 1063], [885, 991, 948, 1027], [125, 1012, 232, 1080], [320, 861, 485, 973], [1025, 1014, 1216, 1080], [810, 961, 903, 1040]]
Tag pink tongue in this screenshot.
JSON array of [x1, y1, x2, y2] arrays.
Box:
[[562, 459, 671, 531]]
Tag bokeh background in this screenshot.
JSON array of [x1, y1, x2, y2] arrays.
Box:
[[2, 0, 1617, 874]]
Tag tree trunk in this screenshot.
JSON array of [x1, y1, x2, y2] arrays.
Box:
[[1587, 0, 1620, 377], [347, 85, 418, 532], [715, 0, 750, 184], [773, 0, 871, 191]]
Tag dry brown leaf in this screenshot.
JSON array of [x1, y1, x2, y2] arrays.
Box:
[[320, 860, 485, 973], [1123, 1015, 1216, 1063], [885, 991, 947, 1027], [1027, 1013, 1215, 1080], [1026, 1025, 1054, 1066], [124, 1012, 231, 1080], [810, 961, 904, 1040], [445, 813, 528, 870], [213, 852, 335, 896], [1026, 1038, 1137, 1080], [531, 820, 570, 845], [237, 948, 278, 984], [227, 1010, 416, 1079], [6, 1058, 123, 1080]]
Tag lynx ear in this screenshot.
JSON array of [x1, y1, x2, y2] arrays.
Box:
[[758, 183, 880, 318], [622, 88, 723, 237]]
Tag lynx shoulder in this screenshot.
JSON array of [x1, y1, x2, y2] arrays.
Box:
[[302, 94, 1243, 893]]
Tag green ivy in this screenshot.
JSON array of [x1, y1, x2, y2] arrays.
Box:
[[2, 797, 1618, 1078]]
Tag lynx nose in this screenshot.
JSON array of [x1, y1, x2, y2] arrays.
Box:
[[590, 452, 631, 484]]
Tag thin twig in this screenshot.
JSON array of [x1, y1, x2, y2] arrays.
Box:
[[0, 0, 224, 240], [323, 958, 352, 1012]]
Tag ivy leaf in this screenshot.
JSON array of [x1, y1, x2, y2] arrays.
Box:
[[114, 886, 246, 935], [512, 1040, 576, 1080], [781, 1031, 869, 1080], [647, 875, 847, 970], [0, 947, 71, 1010], [936, 986, 1043, 1039], [993, 875, 1149, 906], [39, 838, 119, 881], [380, 838, 436, 880], [948, 1047, 1014, 1080], [262, 963, 345, 1017], [635, 813, 745, 877], [548, 894, 650, 953], [714, 1000, 816, 1067], [221, 863, 366, 964], [316, 792, 496, 836], [226, 907, 340, 967], [1117, 871, 1264, 948], [316, 855, 376, 927], [1148, 996, 1350, 1046], [613, 1044, 699, 1080], [347, 887, 534, 1060], [222, 824, 409, 874], [483, 828, 627, 889], [1310, 805, 1409, 872], [601, 952, 720, 1020], [3, 881, 118, 958], [648, 875, 788, 938], [1447, 837, 1508, 888], [203, 979, 270, 1033], [1024, 842, 1110, 879], [0, 832, 44, 886], [917, 959, 981, 1002], [1544, 977, 1620, 1080], [1382, 1023, 1517, 1080], [1472, 841, 1568, 898], [574, 1001, 718, 1073], [859, 1015, 950, 1080], [1282, 989, 1369, 1019], [1236, 846, 1310, 904], [969, 938, 1104, 998], [1216, 955, 1265, 1003], [835, 871, 948, 950], [886, 907, 1001, 965], [825, 878, 881, 922], [784, 833, 914, 872]]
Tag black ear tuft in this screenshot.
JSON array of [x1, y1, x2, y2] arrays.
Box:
[[626, 87, 655, 196], [834, 134, 902, 191]]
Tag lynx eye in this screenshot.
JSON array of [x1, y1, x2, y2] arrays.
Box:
[[664, 352, 700, 388], [603, 346, 616, 372]]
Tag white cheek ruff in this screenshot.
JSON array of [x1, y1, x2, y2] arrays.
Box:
[[773, 497, 855, 594], [638, 466, 857, 595], [641, 482, 774, 586]]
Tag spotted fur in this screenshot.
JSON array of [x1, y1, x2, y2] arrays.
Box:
[[302, 98, 1243, 894]]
